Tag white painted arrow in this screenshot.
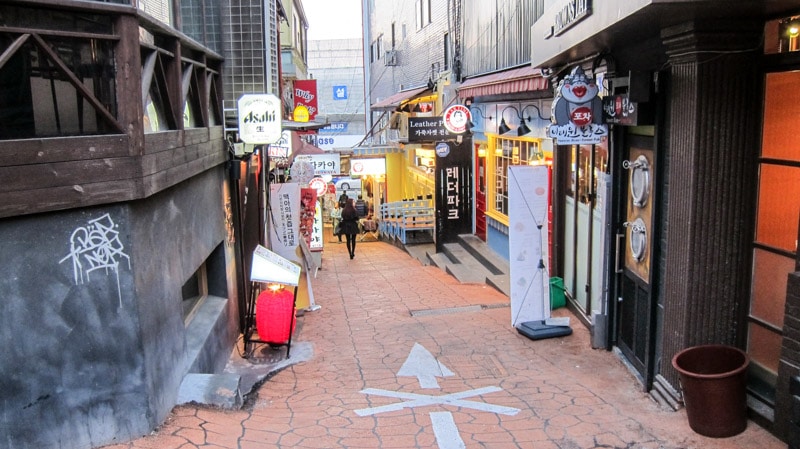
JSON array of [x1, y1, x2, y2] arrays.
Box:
[[397, 343, 454, 388]]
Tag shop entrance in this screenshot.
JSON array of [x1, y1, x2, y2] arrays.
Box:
[[563, 143, 608, 323], [475, 143, 487, 240], [614, 134, 657, 387]]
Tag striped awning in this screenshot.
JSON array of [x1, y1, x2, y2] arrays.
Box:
[[371, 86, 431, 110], [351, 145, 404, 156], [457, 66, 549, 99]]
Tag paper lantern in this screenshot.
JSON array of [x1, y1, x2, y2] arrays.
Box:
[[255, 287, 296, 344]]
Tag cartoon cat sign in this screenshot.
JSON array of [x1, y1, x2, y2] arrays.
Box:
[[548, 66, 608, 145]]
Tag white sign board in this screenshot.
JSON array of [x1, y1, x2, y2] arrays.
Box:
[[250, 245, 301, 286], [351, 158, 386, 176], [508, 165, 550, 326], [268, 130, 292, 158], [238, 94, 282, 144], [294, 153, 341, 176]]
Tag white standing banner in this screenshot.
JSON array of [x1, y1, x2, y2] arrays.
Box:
[[269, 183, 301, 263], [508, 165, 551, 326]]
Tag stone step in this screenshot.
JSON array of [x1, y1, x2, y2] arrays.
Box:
[[177, 373, 242, 409], [441, 242, 495, 284], [456, 234, 509, 275]]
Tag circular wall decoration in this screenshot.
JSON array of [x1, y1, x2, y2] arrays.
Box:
[[629, 217, 647, 262], [291, 160, 315, 184], [630, 154, 650, 208]]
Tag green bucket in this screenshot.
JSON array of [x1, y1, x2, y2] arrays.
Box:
[[549, 277, 566, 309]]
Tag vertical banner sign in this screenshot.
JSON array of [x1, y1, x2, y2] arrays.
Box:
[[508, 166, 550, 326], [299, 187, 320, 252], [435, 140, 472, 252], [293, 80, 318, 121], [269, 183, 301, 263], [312, 199, 324, 252]]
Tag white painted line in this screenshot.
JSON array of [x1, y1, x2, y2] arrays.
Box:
[[355, 386, 520, 416], [430, 412, 466, 449], [397, 343, 455, 388]]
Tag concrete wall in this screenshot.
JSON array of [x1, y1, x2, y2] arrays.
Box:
[[0, 167, 238, 449], [367, 0, 450, 101]]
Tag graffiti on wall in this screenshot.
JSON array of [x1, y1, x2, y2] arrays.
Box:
[[59, 213, 130, 306]]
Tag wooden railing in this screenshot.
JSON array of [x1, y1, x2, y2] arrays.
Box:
[[379, 199, 435, 244]]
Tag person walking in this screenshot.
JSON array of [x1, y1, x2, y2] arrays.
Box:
[[330, 201, 343, 243], [339, 198, 360, 259]]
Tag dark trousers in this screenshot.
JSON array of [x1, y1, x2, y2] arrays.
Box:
[[345, 233, 357, 257]]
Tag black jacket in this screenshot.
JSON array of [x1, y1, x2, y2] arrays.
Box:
[[339, 208, 360, 235]]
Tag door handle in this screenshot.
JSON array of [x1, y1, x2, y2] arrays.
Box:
[[614, 233, 624, 274]]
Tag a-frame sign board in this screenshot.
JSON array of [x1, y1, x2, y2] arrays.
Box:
[[244, 245, 302, 358]]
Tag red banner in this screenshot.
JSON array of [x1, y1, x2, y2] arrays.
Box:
[[293, 80, 318, 121]]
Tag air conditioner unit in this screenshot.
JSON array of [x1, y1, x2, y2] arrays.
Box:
[[385, 50, 398, 66], [389, 111, 402, 129], [397, 112, 409, 140]]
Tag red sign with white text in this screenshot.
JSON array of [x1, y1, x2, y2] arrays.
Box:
[[293, 80, 318, 121]]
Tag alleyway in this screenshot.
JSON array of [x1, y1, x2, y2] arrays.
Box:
[[102, 235, 783, 449]]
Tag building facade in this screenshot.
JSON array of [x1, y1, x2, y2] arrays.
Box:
[[0, 1, 239, 449], [531, 0, 800, 441], [308, 38, 367, 153], [0, 0, 304, 447]]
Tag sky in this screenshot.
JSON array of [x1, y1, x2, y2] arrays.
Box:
[[302, 0, 363, 40]]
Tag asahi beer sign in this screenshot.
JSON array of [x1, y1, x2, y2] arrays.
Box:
[[548, 66, 607, 145], [238, 94, 282, 144]]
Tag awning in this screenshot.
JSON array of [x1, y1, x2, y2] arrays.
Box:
[[282, 119, 329, 131], [457, 66, 549, 99], [371, 86, 430, 110], [351, 145, 404, 156]]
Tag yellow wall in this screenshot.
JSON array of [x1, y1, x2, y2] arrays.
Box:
[[385, 152, 405, 203]]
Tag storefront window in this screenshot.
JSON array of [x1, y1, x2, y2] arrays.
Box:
[[764, 16, 800, 54], [566, 144, 608, 204], [488, 136, 543, 217], [749, 70, 800, 394]]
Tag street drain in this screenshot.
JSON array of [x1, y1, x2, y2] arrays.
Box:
[[410, 303, 509, 317]]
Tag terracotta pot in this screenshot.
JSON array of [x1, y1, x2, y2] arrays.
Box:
[[671, 345, 749, 438]]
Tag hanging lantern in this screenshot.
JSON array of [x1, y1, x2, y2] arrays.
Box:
[[255, 284, 296, 344]]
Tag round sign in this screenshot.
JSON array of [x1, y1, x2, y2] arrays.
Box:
[[293, 104, 310, 122], [291, 160, 315, 184], [309, 177, 327, 196], [443, 105, 472, 134], [570, 106, 593, 126], [435, 142, 450, 157]]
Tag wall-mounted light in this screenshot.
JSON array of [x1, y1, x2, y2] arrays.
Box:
[[497, 105, 522, 135], [467, 106, 493, 131], [517, 104, 552, 137], [789, 20, 800, 38]]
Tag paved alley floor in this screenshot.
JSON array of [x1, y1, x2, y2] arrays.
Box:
[[102, 237, 784, 449]]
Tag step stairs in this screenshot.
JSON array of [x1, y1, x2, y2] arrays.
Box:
[[403, 234, 510, 297]]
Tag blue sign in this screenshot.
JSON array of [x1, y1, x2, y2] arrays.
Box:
[[435, 142, 450, 157], [333, 85, 348, 100], [320, 122, 348, 134]]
